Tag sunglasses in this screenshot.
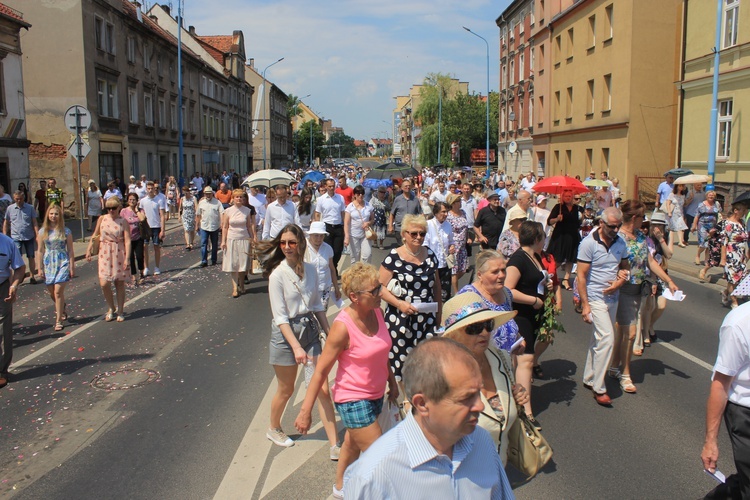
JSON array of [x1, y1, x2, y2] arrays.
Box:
[[407, 230, 427, 238], [357, 284, 382, 296], [280, 240, 298, 248], [465, 319, 495, 336], [574, 197, 581, 201], [602, 222, 622, 230]]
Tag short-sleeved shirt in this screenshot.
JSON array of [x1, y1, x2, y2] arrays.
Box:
[[103, 188, 122, 201], [305, 241, 334, 291], [713, 303, 750, 408], [120, 207, 142, 240], [429, 189, 448, 204], [657, 181, 673, 205], [35, 189, 47, 216], [335, 186, 354, 205], [577, 228, 628, 303], [461, 196, 478, 227], [196, 198, 225, 231], [315, 193, 346, 225], [263, 200, 299, 240], [474, 206, 507, 249], [619, 230, 650, 285], [345, 203, 373, 239], [46, 188, 63, 207], [0, 233, 26, 281], [390, 192, 421, 228], [5, 203, 37, 241], [138, 194, 168, 228]]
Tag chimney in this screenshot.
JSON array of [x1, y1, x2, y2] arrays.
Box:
[[132, 1, 143, 22], [163, 5, 170, 15], [149, 14, 158, 22], [248, 58, 254, 69], [189, 25, 196, 35]]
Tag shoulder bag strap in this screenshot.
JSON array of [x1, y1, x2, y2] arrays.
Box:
[[480, 349, 516, 432]]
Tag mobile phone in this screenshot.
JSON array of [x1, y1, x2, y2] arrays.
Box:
[[704, 469, 726, 483], [510, 336, 525, 354]]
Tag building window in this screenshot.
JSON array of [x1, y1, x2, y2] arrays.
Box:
[[520, 52, 525, 80], [554, 35, 561, 65], [530, 1, 535, 25], [510, 59, 515, 85], [147, 153, 155, 180], [588, 15, 596, 48], [554, 90, 560, 124], [601, 148, 610, 172], [537, 95, 544, 126], [201, 76, 207, 95], [565, 150, 572, 174], [128, 88, 138, 123], [717, 99, 733, 158], [501, 107, 506, 133], [144, 94, 153, 127], [723, 0, 739, 49], [158, 98, 166, 128], [502, 65, 507, 89], [529, 97, 534, 127], [95, 17, 115, 54], [530, 47, 535, 71], [566, 28, 574, 60], [603, 74, 612, 111], [208, 79, 214, 99], [539, 0, 545, 24], [538, 45, 544, 73], [132, 151, 139, 177], [127, 37, 136, 63], [182, 104, 187, 132], [518, 100, 524, 129], [170, 102, 177, 130], [565, 87, 573, 120], [143, 43, 150, 70], [97, 79, 118, 118], [586, 148, 593, 171], [605, 4, 614, 41], [169, 61, 175, 83], [587, 79, 595, 115], [0, 62, 5, 114]]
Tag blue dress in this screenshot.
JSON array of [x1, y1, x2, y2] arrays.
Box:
[[42, 227, 71, 285]]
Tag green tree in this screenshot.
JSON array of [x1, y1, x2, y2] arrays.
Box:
[[295, 120, 326, 166], [287, 93, 304, 119], [328, 131, 357, 158]]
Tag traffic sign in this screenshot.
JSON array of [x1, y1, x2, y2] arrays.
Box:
[[64, 105, 92, 134], [68, 135, 91, 161]]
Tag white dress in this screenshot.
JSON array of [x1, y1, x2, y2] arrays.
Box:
[[667, 193, 688, 232]]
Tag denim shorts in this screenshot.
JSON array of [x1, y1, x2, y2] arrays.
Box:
[[334, 398, 384, 429], [14, 239, 36, 258], [145, 228, 162, 246]]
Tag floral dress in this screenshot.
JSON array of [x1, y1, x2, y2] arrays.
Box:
[[458, 283, 520, 352], [707, 219, 726, 268], [447, 210, 469, 274], [382, 248, 439, 381], [98, 216, 129, 282], [497, 230, 520, 260], [369, 197, 389, 241], [722, 220, 748, 286], [696, 201, 722, 248], [667, 193, 688, 232], [620, 230, 650, 286], [41, 227, 71, 285], [181, 197, 196, 232]]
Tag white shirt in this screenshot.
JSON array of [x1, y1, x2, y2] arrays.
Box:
[[713, 302, 750, 408], [193, 177, 204, 191], [315, 192, 345, 225], [135, 184, 148, 200], [128, 183, 137, 194], [103, 188, 122, 201], [345, 203, 373, 239], [424, 218, 454, 268], [246, 190, 266, 225], [196, 197, 224, 231], [268, 261, 324, 327], [429, 189, 448, 204], [138, 194, 167, 228], [305, 241, 334, 291], [521, 177, 536, 192], [263, 199, 300, 240]]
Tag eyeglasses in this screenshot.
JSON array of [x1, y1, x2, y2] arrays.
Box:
[[357, 284, 382, 296], [602, 222, 622, 230], [465, 319, 495, 336], [407, 230, 426, 238], [279, 240, 298, 248]]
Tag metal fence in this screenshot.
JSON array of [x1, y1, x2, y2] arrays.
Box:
[[634, 176, 662, 210]]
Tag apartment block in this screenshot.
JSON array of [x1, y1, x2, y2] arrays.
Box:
[[246, 60, 290, 171], [678, 0, 750, 198]]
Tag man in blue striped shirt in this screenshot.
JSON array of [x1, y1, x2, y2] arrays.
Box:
[[344, 337, 514, 499]]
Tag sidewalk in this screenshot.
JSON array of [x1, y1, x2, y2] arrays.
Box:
[[65, 216, 183, 262], [663, 238, 724, 287]]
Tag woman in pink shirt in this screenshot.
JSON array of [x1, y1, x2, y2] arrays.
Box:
[[295, 262, 398, 500]]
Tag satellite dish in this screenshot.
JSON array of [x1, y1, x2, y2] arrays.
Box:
[[508, 141, 518, 154]]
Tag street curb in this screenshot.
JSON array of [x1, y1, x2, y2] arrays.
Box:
[[668, 260, 726, 289]]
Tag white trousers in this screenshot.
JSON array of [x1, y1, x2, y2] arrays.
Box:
[[583, 300, 617, 394], [349, 235, 372, 264]]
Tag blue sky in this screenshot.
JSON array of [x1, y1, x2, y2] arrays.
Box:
[[183, 0, 509, 141]]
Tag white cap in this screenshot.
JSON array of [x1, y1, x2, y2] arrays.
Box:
[[536, 195, 547, 204]]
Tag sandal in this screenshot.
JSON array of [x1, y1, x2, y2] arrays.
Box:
[[633, 349, 643, 356], [105, 311, 115, 322], [608, 367, 621, 379], [61, 304, 68, 321], [620, 374, 637, 393], [532, 365, 544, 380], [649, 332, 658, 344], [54, 322, 64, 332], [561, 278, 572, 291], [699, 268, 707, 281], [116, 314, 125, 322]]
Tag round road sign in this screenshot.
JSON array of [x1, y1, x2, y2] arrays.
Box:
[[64, 105, 92, 134]]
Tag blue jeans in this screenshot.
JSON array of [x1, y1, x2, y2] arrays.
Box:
[[200, 229, 219, 264]]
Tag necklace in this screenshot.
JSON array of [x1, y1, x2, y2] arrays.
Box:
[[405, 245, 423, 257]]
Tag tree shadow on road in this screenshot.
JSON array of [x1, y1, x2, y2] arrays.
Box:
[[11, 353, 154, 382], [532, 358, 578, 415], [630, 358, 691, 383], [652, 329, 683, 343]]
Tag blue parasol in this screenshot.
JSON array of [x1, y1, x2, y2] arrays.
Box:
[[362, 178, 393, 190], [301, 170, 326, 184]]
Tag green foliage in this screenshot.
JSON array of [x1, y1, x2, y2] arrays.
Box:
[[328, 131, 358, 158], [295, 120, 326, 165], [287, 93, 304, 119], [414, 72, 498, 168]]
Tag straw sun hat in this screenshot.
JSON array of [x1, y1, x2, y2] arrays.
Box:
[[442, 292, 517, 336]]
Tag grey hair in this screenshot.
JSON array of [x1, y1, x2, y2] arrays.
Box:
[[403, 337, 478, 406], [475, 249, 506, 275], [602, 207, 623, 223], [13, 190, 24, 198]]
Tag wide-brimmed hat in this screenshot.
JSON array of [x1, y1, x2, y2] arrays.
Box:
[[442, 292, 517, 336], [446, 193, 461, 206], [307, 221, 328, 235], [203, 187, 214, 194], [485, 190, 499, 200], [650, 210, 668, 225], [507, 204, 528, 222]]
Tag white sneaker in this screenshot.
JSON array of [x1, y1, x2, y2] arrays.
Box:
[[266, 428, 294, 448], [332, 485, 344, 500], [143, 268, 150, 277], [153, 267, 161, 275], [330, 444, 340, 461]]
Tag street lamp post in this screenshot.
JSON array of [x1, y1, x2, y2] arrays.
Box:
[[262, 57, 284, 170], [176, 0, 184, 185], [706, 0, 722, 190], [292, 94, 311, 167], [464, 26, 491, 178]]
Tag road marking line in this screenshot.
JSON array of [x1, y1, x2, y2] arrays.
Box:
[[10, 261, 203, 370], [260, 421, 325, 498], [657, 341, 714, 372]]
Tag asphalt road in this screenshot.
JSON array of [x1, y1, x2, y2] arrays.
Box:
[[0, 228, 736, 499]]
